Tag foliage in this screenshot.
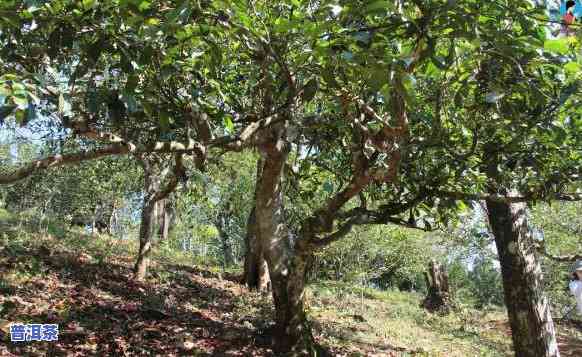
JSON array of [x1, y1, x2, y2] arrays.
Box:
[[531, 201, 582, 312], [310, 225, 438, 292], [168, 152, 257, 266], [1, 0, 582, 353], [0, 0, 579, 242], [2, 153, 142, 233]]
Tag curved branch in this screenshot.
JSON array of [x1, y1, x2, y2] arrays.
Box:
[[314, 204, 434, 249], [0, 139, 201, 185], [153, 153, 185, 202], [0, 145, 128, 184], [312, 216, 361, 248]]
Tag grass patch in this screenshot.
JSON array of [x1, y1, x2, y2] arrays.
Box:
[[1, 210, 580, 356], [307, 281, 512, 356]]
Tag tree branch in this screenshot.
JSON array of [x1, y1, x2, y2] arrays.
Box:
[[314, 204, 435, 249], [0, 139, 199, 185], [208, 113, 283, 151], [153, 154, 185, 202], [312, 214, 367, 248], [0, 145, 128, 184]]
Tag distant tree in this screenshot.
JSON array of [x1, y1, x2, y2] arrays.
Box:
[[133, 153, 185, 281]]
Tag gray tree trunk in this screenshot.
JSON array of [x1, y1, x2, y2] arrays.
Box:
[[108, 201, 116, 235], [244, 157, 271, 291], [244, 207, 270, 291], [422, 260, 451, 313], [486, 198, 560, 357], [134, 195, 156, 281], [217, 213, 234, 267], [161, 199, 174, 241], [133, 159, 160, 281], [133, 154, 182, 281], [255, 133, 315, 355], [155, 198, 174, 242]]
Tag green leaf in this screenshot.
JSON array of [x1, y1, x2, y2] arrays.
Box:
[[365, 1, 391, 14], [14, 109, 25, 124], [145, 17, 160, 26], [237, 12, 252, 28], [138, 1, 151, 12], [126, 75, 139, 92], [223, 115, 234, 134], [82, 0, 96, 10], [160, 111, 171, 131], [323, 180, 333, 194], [0, 84, 11, 97], [543, 39, 569, 55], [564, 62, 581, 75]]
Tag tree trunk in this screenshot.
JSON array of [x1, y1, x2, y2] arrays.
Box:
[[134, 162, 158, 281], [422, 260, 450, 313], [255, 136, 315, 355], [161, 199, 173, 241], [134, 197, 156, 281], [217, 213, 234, 267], [91, 204, 97, 235], [133, 154, 181, 281], [155, 198, 174, 242], [108, 201, 116, 235], [243, 207, 270, 291], [486, 198, 560, 357], [268, 250, 314, 356], [244, 157, 270, 291]]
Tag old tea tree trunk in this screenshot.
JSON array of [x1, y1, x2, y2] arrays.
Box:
[[244, 158, 271, 291], [250, 37, 415, 355], [255, 123, 315, 355], [422, 260, 451, 313], [486, 197, 560, 357], [134, 153, 184, 281], [243, 206, 271, 291]]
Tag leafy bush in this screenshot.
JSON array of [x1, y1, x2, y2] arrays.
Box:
[[310, 225, 438, 292]]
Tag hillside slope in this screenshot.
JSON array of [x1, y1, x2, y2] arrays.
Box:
[[1, 211, 581, 356]]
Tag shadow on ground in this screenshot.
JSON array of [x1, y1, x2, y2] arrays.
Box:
[[0, 240, 275, 356]]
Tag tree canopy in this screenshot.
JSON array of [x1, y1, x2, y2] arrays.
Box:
[[1, 0, 582, 355]]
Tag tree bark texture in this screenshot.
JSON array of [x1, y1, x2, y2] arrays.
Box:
[[217, 212, 235, 267], [154, 197, 174, 242], [244, 156, 271, 291], [133, 154, 183, 281], [243, 207, 270, 291], [255, 127, 315, 355], [486, 198, 560, 357], [134, 195, 156, 281], [421, 260, 450, 313]]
